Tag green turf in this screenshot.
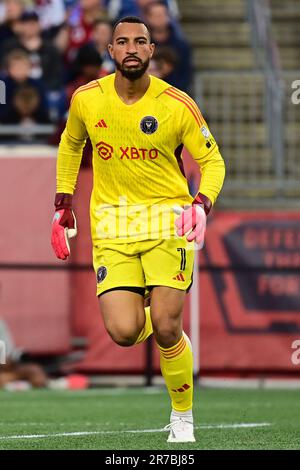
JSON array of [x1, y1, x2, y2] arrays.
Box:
[[0, 387, 299, 450]]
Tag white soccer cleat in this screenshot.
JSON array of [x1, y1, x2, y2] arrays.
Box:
[[164, 418, 195, 443]]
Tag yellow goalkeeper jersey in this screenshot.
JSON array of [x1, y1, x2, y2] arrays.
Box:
[[57, 73, 225, 243]]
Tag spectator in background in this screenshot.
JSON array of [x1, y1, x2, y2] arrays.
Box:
[[51, 46, 101, 164], [144, 1, 193, 93], [149, 45, 178, 82], [56, 0, 108, 67], [0, 48, 49, 122], [106, 0, 179, 24], [33, 0, 66, 40], [0, 0, 25, 44], [63, 0, 78, 13], [105, 0, 137, 19], [67, 45, 103, 102], [1, 11, 64, 92], [1, 84, 50, 134], [147, 51, 160, 77], [90, 18, 114, 75], [74, 19, 114, 77]]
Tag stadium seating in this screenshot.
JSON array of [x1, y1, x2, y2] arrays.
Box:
[[180, 0, 254, 71], [177, 0, 300, 203]]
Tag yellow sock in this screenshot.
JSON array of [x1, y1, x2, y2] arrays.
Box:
[[158, 334, 193, 412], [135, 306, 153, 344]]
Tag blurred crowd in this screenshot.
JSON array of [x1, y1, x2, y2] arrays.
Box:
[[0, 0, 193, 137]]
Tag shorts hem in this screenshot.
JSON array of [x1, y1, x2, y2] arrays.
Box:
[[146, 281, 191, 292], [96, 283, 145, 297]]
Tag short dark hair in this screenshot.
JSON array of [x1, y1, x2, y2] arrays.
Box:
[[112, 16, 151, 40], [76, 46, 102, 67], [5, 48, 30, 68], [20, 11, 39, 22]]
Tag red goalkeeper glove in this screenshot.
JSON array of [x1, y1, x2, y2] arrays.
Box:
[[51, 193, 77, 260], [174, 193, 212, 247]]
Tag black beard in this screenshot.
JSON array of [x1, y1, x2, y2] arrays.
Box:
[[115, 58, 150, 81]]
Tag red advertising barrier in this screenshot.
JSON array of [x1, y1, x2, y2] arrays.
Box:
[[0, 151, 71, 353], [199, 211, 300, 373]]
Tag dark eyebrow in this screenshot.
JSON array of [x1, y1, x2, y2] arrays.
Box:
[[115, 36, 148, 41]]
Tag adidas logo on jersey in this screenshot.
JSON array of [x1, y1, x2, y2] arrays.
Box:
[[95, 119, 107, 128], [173, 273, 185, 281]]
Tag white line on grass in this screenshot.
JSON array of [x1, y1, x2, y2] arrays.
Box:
[[0, 423, 271, 440]]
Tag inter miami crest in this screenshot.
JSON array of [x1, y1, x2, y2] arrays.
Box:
[[140, 116, 158, 135], [97, 266, 107, 283]]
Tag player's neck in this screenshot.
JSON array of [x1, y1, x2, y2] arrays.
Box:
[[114, 73, 151, 105]]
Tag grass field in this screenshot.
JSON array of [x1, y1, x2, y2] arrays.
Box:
[[0, 386, 299, 450]]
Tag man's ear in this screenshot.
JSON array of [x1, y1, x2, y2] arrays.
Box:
[[149, 43, 155, 59], [108, 43, 114, 59]]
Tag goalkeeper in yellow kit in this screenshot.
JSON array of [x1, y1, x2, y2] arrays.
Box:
[[51, 16, 225, 443]]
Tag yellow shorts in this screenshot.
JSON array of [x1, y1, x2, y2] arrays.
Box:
[[93, 238, 194, 297]]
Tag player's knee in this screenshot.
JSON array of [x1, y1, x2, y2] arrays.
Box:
[[106, 325, 137, 347], [109, 333, 136, 347], [151, 310, 182, 347], [153, 324, 180, 348]]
